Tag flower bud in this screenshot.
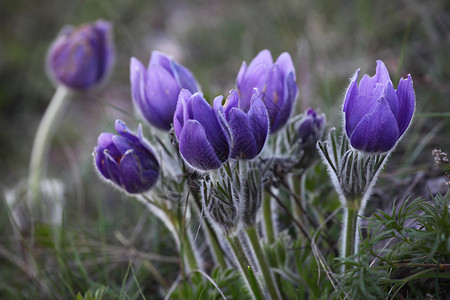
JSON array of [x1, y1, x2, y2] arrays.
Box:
[[93, 120, 159, 194], [343, 60, 415, 153], [130, 51, 199, 131], [218, 89, 269, 160], [237, 49, 298, 133], [297, 108, 325, 146], [47, 20, 115, 90], [173, 90, 230, 171]]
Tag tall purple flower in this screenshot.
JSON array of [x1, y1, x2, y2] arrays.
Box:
[[94, 120, 159, 194], [173, 90, 230, 171], [343, 60, 415, 153], [47, 20, 115, 90], [130, 51, 199, 131], [218, 90, 269, 159], [237, 49, 298, 133]]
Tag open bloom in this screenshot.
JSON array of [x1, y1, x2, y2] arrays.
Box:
[[343, 60, 415, 153], [47, 20, 115, 90], [130, 51, 199, 131], [173, 90, 230, 171], [236, 49, 298, 133], [94, 120, 159, 194], [219, 89, 269, 159], [297, 108, 326, 146]]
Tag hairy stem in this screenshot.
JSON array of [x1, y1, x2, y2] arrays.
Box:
[[28, 86, 71, 203], [227, 235, 264, 300], [262, 192, 275, 244], [246, 226, 281, 300], [343, 205, 359, 272]]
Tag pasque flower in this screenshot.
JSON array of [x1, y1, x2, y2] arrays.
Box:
[[297, 108, 325, 145], [343, 60, 415, 153], [219, 89, 269, 160], [94, 120, 159, 194], [173, 90, 230, 171], [130, 51, 199, 131], [47, 20, 115, 90], [237, 49, 298, 133]]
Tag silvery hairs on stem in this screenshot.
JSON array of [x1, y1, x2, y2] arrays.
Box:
[[317, 128, 390, 211]]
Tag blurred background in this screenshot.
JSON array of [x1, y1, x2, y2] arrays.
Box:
[[0, 0, 449, 298]]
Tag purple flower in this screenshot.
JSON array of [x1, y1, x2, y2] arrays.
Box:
[[130, 51, 199, 131], [94, 120, 159, 194], [47, 20, 115, 90], [173, 90, 230, 171], [237, 49, 298, 133], [343, 60, 415, 153], [297, 108, 325, 145], [218, 90, 269, 159]]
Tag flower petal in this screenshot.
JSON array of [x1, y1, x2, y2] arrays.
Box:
[[395, 74, 415, 135], [227, 107, 257, 159], [119, 149, 158, 193], [179, 120, 223, 170], [275, 52, 296, 81], [170, 60, 198, 93], [349, 97, 400, 153], [191, 94, 229, 162]]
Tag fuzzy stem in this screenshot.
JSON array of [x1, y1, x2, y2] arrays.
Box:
[[343, 204, 359, 272], [189, 184, 227, 268], [227, 235, 264, 300], [28, 86, 71, 203], [182, 227, 200, 273], [262, 191, 275, 244], [246, 226, 281, 300]]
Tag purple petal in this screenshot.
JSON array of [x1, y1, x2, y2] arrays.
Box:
[[247, 50, 273, 73], [119, 149, 158, 194], [395, 75, 415, 135], [130, 57, 147, 117], [247, 94, 269, 155], [262, 64, 283, 126], [343, 69, 360, 113], [236, 62, 247, 88], [228, 107, 258, 159], [238, 63, 269, 111], [191, 94, 229, 162], [344, 93, 379, 139], [384, 81, 398, 117], [144, 65, 180, 130], [115, 120, 140, 145], [149, 51, 171, 71], [359, 60, 390, 97], [173, 89, 192, 140], [103, 150, 121, 185], [275, 52, 296, 81], [349, 97, 400, 153], [170, 60, 198, 93], [179, 120, 223, 170], [223, 90, 239, 117]]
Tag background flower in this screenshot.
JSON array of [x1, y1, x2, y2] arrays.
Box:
[[46, 20, 115, 90]]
